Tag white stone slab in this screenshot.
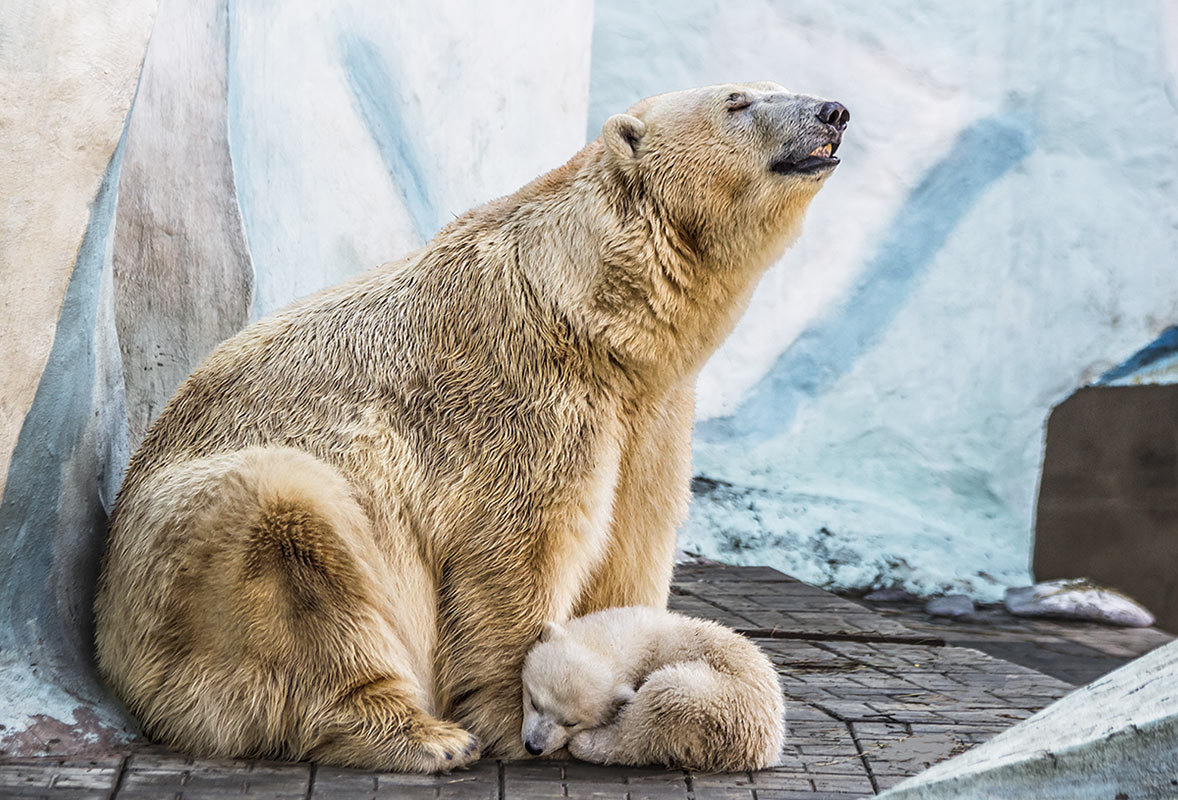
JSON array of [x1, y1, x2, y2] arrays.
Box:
[[877, 638, 1178, 799]]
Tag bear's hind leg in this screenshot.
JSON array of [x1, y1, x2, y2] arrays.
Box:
[[100, 446, 472, 772], [232, 448, 477, 772]]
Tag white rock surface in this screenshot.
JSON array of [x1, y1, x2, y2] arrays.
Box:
[[864, 587, 918, 603], [0, 0, 156, 756], [591, 0, 1178, 601], [1099, 326, 1178, 387], [876, 637, 1178, 799], [1005, 580, 1155, 628], [925, 595, 976, 619]]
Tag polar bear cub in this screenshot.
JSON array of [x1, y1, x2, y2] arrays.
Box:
[[521, 606, 785, 771]]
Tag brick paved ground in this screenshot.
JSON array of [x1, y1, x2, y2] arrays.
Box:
[[6, 565, 1164, 799], [852, 590, 1173, 686]]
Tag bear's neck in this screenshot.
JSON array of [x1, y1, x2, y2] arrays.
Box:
[[506, 144, 800, 395]]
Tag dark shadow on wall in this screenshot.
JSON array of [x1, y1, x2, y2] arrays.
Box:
[[1034, 384, 1178, 632]]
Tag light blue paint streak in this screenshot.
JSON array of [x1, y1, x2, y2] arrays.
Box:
[[1096, 325, 1178, 384], [0, 139, 124, 650], [698, 115, 1034, 444], [339, 32, 441, 242]]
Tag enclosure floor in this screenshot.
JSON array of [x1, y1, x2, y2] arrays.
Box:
[[851, 589, 1173, 686], [5, 564, 1169, 799]]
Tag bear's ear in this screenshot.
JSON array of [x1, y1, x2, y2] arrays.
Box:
[[612, 684, 637, 707], [539, 621, 564, 643], [602, 113, 646, 162]]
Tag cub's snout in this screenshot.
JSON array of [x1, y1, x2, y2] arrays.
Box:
[[522, 716, 567, 756]]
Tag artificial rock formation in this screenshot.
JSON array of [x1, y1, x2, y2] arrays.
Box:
[[113, 0, 254, 448]]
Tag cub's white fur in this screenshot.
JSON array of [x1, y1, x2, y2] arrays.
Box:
[[521, 606, 785, 771]]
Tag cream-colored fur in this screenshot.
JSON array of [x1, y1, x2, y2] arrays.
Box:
[[521, 607, 785, 771], [94, 82, 844, 772]]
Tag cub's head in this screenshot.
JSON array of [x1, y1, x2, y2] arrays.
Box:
[[600, 81, 849, 258], [521, 621, 636, 757]]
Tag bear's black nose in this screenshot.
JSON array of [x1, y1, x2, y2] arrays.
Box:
[[525, 740, 543, 756], [817, 101, 850, 131]]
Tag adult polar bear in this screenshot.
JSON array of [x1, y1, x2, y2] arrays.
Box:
[[95, 82, 849, 772]]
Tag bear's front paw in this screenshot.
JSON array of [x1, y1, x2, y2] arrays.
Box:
[[568, 727, 621, 764], [414, 720, 481, 773]]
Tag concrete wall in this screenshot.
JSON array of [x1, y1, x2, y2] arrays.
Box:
[[227, 0, 593, 317], [0, 0, 157, 756]]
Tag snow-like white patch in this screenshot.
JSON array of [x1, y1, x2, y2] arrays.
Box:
[[1005, 580, 1156, 628]]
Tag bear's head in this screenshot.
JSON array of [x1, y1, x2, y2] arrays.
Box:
[[520, 621, 636, 757], [600, 81, 848, 263]]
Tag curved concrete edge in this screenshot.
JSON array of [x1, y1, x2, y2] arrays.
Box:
[[0, 134, 142, 756], [876, 638, 1178, 799]]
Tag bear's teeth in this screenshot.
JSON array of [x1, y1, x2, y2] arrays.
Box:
[[808, 143, 832, 157]]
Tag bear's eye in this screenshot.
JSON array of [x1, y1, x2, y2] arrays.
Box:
[[561, 720, 579, 729], [726, 92, 751, 112]]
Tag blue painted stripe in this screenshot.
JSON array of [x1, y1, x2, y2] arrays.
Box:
[[698, 115, 1034, 444], [0, 139, 125, 651], [339, 32, 442, 243], [1096, 325, 1178, 384]]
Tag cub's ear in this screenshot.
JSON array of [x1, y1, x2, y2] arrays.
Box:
[[602, 113, 646, 162], [539, 621, 565, 643], [612, 684, 637, 707]]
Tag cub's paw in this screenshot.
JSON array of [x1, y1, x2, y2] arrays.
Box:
[[569, 727, 621, 764], [412, 720, 480, 773]]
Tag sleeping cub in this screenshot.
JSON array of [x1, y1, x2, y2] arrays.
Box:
[[521, 606, 785, 771]]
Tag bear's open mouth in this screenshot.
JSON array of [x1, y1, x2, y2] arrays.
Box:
[[770, 139, 841, 175]]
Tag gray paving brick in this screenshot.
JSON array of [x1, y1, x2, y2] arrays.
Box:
[[0, 758, 121, 800]]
